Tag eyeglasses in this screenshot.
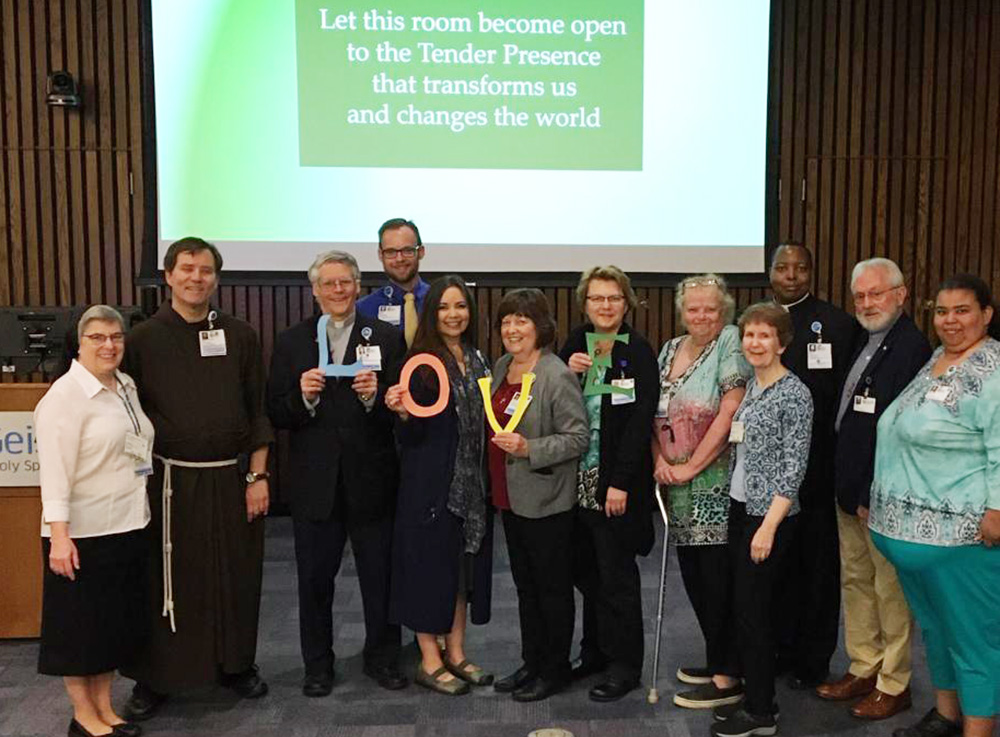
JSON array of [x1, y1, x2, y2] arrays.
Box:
[[586, 295, 626, 305], [83, 332, 125, 345], [317, 278, 357, 291], [852, 285, 901, 304], [380, 246, 420, 260]]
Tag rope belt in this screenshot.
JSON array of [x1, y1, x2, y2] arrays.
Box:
[[154, 454, 239, 633]]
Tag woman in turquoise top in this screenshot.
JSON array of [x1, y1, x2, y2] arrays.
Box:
[[652, 274, 752, 709], [870, 274, 1000, 737]]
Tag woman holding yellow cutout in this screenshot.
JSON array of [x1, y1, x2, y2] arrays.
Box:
[[486, 289, 589, 702]]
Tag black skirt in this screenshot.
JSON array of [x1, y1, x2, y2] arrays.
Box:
[[38, 527, 148, 676]]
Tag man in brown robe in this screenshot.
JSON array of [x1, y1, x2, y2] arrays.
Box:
[[121, 237, 274, 720]]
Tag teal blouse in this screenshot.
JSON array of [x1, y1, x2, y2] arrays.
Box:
[[869, 339, 1000, 546]]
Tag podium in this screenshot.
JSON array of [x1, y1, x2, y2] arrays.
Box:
[[0, 383, 48, 638]]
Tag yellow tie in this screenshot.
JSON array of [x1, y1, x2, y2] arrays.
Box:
[[403, 292, 418, 348]]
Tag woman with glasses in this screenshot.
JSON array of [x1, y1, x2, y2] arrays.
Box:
[[558, 265, 659, 702], [652, 274, 751, 709], [35, 305, 153, 737]]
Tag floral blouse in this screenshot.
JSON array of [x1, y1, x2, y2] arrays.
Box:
[[869, 339, 1000, 546], [728, 371, 813, 517], [655, 325, 752, 544]]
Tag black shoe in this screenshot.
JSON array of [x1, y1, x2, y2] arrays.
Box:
[[68, 720, 109, 737], [570, 656, 609, 681], [363, 662, 409, 690], [512, 677, 565, 703], [676, 666, 714, 685], [674, 681, 745, 709], [221, 665, 269, 699], [123, 683, 167, 722], [892, 708, 962, 737], [494, 665, 537, 693], [710, 707, 777, 737], [786, 671, 827, 690], [715, 702, 779, 722], [302, 672, 335, 697], [589, 677, 638, 702], [110, 723, 143, 737]]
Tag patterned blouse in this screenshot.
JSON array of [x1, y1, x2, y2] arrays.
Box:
[[655, 325, 752, 544], [869, 339, 1000, 546], [728, 371, 813, 517]]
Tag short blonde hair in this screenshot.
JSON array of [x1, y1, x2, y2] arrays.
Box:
[[675, 273, 736, 326], [575, 265, 639, 312]]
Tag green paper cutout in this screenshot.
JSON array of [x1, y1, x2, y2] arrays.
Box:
[[583, 332, 632, 396]]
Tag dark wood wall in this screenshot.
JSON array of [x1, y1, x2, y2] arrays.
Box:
[[2, 0, 1000, 361]]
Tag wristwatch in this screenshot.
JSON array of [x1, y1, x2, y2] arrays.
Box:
[[245, 471, 270, 484]]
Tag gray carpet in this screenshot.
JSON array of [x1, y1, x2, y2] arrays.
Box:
[[0, 517, 932, 737]]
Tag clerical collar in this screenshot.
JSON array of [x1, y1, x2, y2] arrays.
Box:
[[328, 312, 356, 330], [777, 292, 811, 311]]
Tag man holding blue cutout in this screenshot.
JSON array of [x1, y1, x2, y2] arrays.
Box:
[[267, 250, 407, 697]]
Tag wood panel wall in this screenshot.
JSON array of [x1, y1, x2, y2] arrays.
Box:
[[2, 0, 999, 358]]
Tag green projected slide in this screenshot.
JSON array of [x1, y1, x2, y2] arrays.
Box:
[[294, 1, 644, 169]]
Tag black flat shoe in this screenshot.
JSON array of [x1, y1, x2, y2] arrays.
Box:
[[363, 662, 409, 690], [122, 683, 167, 722], [512, 677, 565, 702], [221, 664, 269, 699], [110, 722, 142, 737], [302, 672, 335, 697], [495, 665, 537, 693], [570, 656, 609, 681], [68, 720, 112, 737], [589, 677, 638, 702]]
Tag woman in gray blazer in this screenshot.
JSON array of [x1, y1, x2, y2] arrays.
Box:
[[486, 289, 589, 702]]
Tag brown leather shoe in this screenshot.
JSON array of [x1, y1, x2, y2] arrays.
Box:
[[815, 673, 877, 701], [851, 687, 912, 720]]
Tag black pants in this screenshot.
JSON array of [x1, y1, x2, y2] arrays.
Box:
[[677, 543, 739, 677], [774, 501, 839, 680], [503, 509, 575, 682], [574, 508, 644, 683], [729, 500, 798, 715], [293, 505, 400, 677]]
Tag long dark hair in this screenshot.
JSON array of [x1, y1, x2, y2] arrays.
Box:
[[937, 273, 1000, 340], [409, 275, 478, 361]]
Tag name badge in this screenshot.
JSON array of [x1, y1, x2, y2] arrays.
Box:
[[611, 378, 635, 405], [378, 305, 401, 326], [853, 395, 876, 414], [807, 342, 833, 369], [729, 420, 745, 443], [199, 329, 227, 357], [356, 345, 382, 371], [504, 391, 532, 415], [926, 385, 951, 402], [124, 431, 152, 462]]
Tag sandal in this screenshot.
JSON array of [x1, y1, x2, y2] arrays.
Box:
[[414, 665, 470, 695], [445, 659, 495, 687]]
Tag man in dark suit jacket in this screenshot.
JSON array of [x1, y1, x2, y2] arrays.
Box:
[[816, 258, 931, 720], [267, 251, 407, 697], [770, 243, 862, 688]]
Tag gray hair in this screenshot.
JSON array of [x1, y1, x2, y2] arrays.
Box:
[[675, 273, 736, 325], [851, 258, 904, 291], [308, 250, 361, 284], [77, 305, 125, 342]]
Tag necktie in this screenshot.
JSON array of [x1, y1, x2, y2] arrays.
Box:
[[403, 292, 418, 347]]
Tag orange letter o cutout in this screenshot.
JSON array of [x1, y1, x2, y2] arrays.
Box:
[[399, 353, 450, 418]]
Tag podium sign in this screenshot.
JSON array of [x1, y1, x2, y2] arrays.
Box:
[[0, 411, 40, 486]]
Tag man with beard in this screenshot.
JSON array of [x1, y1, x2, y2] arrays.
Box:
[[816, 258, 929, 719], [357, 218, 429, 346], [769, 243, 861, 689]]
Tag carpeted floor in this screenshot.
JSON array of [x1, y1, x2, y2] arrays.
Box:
[[0, 516, 932, 737]]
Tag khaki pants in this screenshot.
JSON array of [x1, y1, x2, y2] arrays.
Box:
[[837, 506, 912, 695]]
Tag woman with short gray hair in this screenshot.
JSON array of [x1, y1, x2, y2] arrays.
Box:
[[35, 304, 153, 737]]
